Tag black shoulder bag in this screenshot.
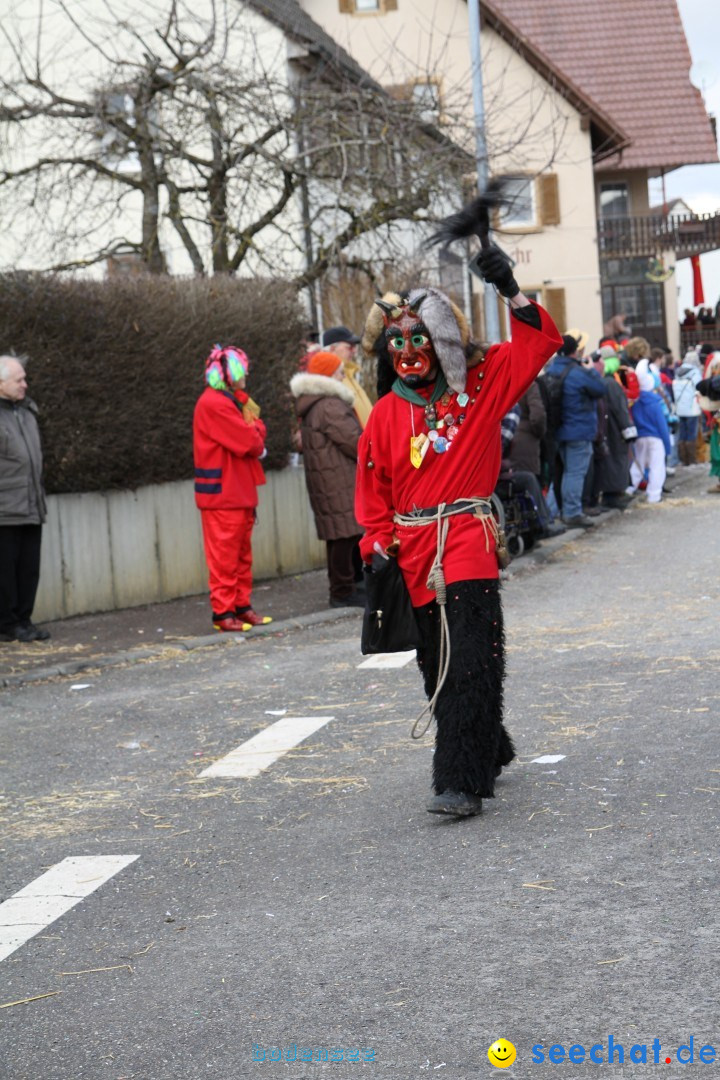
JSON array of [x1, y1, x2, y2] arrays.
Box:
[[360, 555, 422, 655]]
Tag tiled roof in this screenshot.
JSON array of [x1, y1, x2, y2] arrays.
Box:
[[485, 0, 718, 171], [477, 2, 629, 161], [246, 0, 380, 90]]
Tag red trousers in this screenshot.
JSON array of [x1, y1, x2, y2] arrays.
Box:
[[201, 508, 255, 616]]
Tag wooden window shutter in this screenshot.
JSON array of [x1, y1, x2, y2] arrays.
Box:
[[338, 0, 355, 13], [538, 173, 560, 226], [543, 287, 566, 333], [384, 0, 398, 9]]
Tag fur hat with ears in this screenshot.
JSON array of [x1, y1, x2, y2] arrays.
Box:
[[362, 287, 480, 398]]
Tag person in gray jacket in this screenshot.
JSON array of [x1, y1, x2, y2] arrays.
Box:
[[673, 350, 703, 464], [0, 354, 50, 642]]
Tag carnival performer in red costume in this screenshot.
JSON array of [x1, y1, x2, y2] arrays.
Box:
[[193, 344, 272, 633], [356, 246, 562, 816]]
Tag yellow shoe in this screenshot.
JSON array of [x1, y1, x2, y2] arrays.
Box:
[[236, 609, 273, 627], [213, 615, 253, 633]]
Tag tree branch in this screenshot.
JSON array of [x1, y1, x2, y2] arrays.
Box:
[[0, 156, 143, 189], [163, 174, 206, 275], [227, 170, 297, 273]]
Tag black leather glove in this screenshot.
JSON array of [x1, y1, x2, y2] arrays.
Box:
[[471, 244, 520, 298]]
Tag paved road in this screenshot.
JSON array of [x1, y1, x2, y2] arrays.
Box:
[[1, 474, 718, 1079]]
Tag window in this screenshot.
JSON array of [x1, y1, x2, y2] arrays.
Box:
[[611, 285, 642, 323], [499, 176, 536, 228], [599, 183, 629, 219], [411, 81, 440, 122], [438, 249, 464, 310], [95, 88, 155, 176], [97, 91, 136, 162], [602, 283, 664, 336], [338, 0, 397, 12], [602, 256, 652, 284], [106, 251, 144, 277]]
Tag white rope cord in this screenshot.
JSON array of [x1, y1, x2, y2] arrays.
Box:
[[392, 498, 499, 739]]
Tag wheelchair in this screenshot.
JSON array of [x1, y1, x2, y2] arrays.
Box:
[[492, 475, 544, 560]]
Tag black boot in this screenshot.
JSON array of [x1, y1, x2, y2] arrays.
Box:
[[15, 621, 51, 642], [426, 790, 483, 816]]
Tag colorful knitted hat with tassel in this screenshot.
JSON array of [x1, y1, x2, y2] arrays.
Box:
[[204, 345, 250, 390]]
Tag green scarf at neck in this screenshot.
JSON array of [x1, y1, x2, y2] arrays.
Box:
[[391, 371, 448, 406]]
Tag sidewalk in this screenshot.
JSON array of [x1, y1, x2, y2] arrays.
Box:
[[0, 569, 343, 686], [0, 467, 706, 686]]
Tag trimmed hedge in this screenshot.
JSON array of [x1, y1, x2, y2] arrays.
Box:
[[0, 273, 305, 493]]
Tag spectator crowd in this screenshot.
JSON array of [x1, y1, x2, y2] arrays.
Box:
[[506, 326, 719, 538]]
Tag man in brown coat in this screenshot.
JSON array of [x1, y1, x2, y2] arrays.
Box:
[[290, 351, 364, 607]]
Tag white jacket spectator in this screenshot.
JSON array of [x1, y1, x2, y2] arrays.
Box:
[[673, 352, 702, 418]]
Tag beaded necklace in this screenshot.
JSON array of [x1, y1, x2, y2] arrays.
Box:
[[392, 365, 486, 468]]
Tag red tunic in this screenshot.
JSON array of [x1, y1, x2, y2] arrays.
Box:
[[193, 387, 267, 510], [355, 304, 561, 605]]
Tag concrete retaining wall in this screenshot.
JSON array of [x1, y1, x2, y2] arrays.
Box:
[[34, 468, 326, 621]]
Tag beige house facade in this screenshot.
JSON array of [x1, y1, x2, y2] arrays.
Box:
[[300, 0, 625, 345], [300, 0, 719, 355]]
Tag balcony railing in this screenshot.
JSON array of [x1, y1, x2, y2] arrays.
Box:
[[598, 212, 720, 258], [680, 325, 720, 355]]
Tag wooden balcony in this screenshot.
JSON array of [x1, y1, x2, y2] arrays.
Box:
[[598, 212, 720, 258], [680, 325, 720, 355]]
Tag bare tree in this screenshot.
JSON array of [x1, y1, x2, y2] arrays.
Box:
[[0, 0, 473, 282], [0, 0, 572, 313]]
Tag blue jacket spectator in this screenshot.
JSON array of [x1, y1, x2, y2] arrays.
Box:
[[632, 391, 672, 455], [545, 333, 608, 528], [545, 352, 607, 441]]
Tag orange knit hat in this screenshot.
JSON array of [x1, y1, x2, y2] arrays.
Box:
[[306, 351, 343, 377]]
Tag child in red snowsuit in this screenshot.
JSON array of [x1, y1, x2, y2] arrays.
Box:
[[193, 345, 272, 632]]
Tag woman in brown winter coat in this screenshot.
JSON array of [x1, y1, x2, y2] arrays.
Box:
[[290, 351, 364, 607], [508, 379, 547, 477]]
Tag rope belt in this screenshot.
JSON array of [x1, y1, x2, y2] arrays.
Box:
[[393, 498, 500, 739]]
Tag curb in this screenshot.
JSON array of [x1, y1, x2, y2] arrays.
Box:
[[0, 607, 362, 689]]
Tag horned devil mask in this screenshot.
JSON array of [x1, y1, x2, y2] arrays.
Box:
[[368, 288, 471, 395], [377, 294, 438, 388]]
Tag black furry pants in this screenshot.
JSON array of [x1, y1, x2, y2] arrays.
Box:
[[414, 579, 515, 797]]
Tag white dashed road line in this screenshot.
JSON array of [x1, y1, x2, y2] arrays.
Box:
[[357, 651, 417, 669], [0, 855, 139, 963], [200, 716, 336, 779]]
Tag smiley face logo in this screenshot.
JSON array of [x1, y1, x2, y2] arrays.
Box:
[[487, 1039, 516, 1068]]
